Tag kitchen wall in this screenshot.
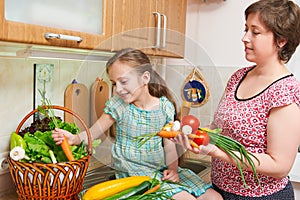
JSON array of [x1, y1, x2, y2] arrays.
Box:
[[0, 0, 300, 197]]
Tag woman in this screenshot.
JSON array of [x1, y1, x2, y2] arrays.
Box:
[[172, 0, 300, 199]]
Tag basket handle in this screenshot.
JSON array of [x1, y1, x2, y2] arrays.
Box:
[[16, 105, 92, 155]]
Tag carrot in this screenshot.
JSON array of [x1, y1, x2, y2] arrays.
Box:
[[143, 184, 161, 195], [157, 130, 179, 138], [187, 133, 201, 139], [61, 135, 75, 161], [190, 140, 200, 148]]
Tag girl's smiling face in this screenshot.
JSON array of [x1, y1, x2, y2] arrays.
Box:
[[242, 12, 278, 65], [108, 61, 146, 103]]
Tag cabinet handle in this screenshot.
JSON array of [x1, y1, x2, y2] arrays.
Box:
[[153, 12, 161, 48], [44, 33, 83, 43], [161, 14, 167, 48]]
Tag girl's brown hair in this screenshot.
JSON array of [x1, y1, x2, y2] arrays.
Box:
[[106, 48, 178, 120], [245, 0, 300, 63]]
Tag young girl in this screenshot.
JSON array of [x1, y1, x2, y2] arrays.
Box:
[[172, 0, 300, 199], [52, 48, 222, 200]]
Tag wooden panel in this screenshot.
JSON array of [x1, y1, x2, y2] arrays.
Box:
[[154, 0, 187, 57], [0, 0, 113, 51], [111, 0, 157, 52], [111, 0, 187, 58], [64, 81, 89, 131]]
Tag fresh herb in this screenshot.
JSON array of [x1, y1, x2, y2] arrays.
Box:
[[200, 127, 261, 188]]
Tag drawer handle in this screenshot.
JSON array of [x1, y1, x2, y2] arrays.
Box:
[[161, 13, 167, 48], [153, 12, 161, 48], [44, 33, 83, 43]]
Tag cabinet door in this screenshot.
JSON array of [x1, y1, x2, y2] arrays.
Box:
[[111, 0, 157, 55], [0, 0, 113, 50], [111, 0, 186, 58], [155, 0, 187, 58]]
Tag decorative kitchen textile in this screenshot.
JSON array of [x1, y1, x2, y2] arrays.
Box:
[[104, 95, 212, 198], [181, 67, 210, 107]]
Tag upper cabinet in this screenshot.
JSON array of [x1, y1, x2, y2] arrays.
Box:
[[0, 0, 187, 58], [111, 0, 187, 58], [0, 0, 113, 50]]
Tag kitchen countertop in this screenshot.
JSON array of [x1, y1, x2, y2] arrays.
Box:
[[0, 154, 212, 200]]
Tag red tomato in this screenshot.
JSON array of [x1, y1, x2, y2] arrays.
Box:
[[181, 115, 200, 132], [193, 130, 210, 146]]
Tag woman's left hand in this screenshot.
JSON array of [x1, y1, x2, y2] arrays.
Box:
[[162, 169, 179, 182], [170, 133, 196, 151], [170, 133, 217, 156]]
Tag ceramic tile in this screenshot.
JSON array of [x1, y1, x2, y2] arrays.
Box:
[[0, 58, 33, 133]]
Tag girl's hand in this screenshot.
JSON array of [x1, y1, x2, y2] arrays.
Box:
[[162, 169, 179, 182], [52, 128, 80, 145]]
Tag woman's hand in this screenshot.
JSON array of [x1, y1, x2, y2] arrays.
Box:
[[162, 169, 179, 182], [170, 133, 217, 156], [52, 128, 80, 146]]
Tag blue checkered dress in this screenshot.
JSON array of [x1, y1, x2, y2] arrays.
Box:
[[104, 95, 211, 197]]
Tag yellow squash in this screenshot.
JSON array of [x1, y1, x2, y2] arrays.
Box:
[[83, 176, 151, 200]]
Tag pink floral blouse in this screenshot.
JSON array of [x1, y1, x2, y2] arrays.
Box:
[[212, 66, 300, 197]]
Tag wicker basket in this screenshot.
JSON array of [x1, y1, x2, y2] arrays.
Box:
[[8, 105, 92, 200]]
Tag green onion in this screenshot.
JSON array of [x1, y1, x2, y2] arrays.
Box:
[[134, 123, 261, 188], [200, 127, 261, 188]]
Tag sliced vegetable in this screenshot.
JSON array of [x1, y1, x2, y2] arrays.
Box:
[[181, 115, 200, 133], [83, 176, 151, 200], [181, 125, 193, 134], [171, 121, 181, 131]]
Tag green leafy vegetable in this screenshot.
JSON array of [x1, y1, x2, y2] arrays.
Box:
[[200, 127, 260, 188]]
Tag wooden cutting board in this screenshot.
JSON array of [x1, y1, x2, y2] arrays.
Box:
[[90, 77, 109, 125], [64, 79, 89, 131]]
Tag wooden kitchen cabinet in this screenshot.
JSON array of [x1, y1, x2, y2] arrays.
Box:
[[111, 0, 187, 58], [0, 0, 187, 57], [0, 0, 113, 51]]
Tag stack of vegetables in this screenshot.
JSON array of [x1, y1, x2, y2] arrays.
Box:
[[9, 107, 87, 164], [82, 176, 174, 200], [134, 115, 260, 188]]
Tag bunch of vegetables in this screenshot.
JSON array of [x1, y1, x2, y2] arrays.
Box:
[[9, 105, 88, 164], [82, 176, 176, 200], [134, 115, 260, 187]]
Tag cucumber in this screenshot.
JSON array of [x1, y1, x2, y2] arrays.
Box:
[[104, 180, 151, 200]]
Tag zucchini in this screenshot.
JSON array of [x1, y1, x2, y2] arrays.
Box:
[[83, 176, 151, 200], [104, 180, 152, 200]]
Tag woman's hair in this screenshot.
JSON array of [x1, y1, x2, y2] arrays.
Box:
[[106, 48, 178, 119], [245, 0, 300, 63]]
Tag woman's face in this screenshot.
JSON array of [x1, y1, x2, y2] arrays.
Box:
[[242, 12, 278, 64], [108, 61, 145, 103]]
